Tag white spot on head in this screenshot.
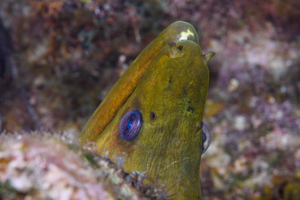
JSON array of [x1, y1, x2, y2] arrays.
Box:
[[179, 29, 194, 41]]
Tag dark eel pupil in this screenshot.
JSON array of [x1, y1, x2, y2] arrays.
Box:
[[119, 110, 142, 141], [201, 124, 211, 154], [126, 119, 133, 131]]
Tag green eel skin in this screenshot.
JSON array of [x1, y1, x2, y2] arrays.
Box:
[[79, 21, 215, 200]]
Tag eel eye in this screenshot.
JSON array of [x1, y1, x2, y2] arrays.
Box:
[[202, 124, 211, 154], [119, 110, 142, 141]]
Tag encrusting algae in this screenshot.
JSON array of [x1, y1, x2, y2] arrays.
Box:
[[0, 131, 170, 200], [1, 1, 300, 199]]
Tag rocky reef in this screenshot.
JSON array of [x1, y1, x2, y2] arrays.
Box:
[[0, 0, 299, 199]]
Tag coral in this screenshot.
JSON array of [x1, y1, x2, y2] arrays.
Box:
[[0, 131, 168, 200], [0, 0, 299, 199]]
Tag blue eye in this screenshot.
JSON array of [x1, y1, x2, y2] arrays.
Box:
[[126, 119, 133, 131], [202, 124, 211, 154], [119, 110, 142, 141]]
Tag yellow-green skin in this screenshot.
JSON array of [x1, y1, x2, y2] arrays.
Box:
[[79, 21, 214, 199]]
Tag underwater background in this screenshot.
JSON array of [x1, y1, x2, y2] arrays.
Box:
[[0, 0, 299, 199]]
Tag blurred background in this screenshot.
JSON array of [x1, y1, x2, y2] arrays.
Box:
[[0, 0, 299, 199]]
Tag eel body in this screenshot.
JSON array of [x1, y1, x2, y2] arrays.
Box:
[[79, 21, 215, 199]]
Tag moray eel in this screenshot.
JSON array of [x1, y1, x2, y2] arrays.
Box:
[[79, 21, 215, 199]]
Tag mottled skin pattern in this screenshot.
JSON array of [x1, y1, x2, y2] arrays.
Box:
[[79, 21, 214, 199]]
